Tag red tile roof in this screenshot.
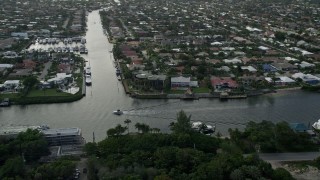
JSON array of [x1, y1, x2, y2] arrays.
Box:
[[211, 77, 238, 88]]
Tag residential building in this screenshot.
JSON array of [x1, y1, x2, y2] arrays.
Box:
[[171, 76, 191, 90], [41, 127, 84, 146], [211, 77, 238, 90]]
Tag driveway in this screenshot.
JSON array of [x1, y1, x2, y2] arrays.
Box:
[[38, 61, 52, 80]]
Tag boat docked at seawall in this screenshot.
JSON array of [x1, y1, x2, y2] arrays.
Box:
[[192, 121, 215, 135], [85, 75, 92, 86], [0, 98, 10, 107], [312, 119, 320, 134], [85, 67, 91, 75]]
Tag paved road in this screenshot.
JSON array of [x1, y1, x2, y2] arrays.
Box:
[[63, 17, 70, 29], [258, 152, 320, 162], [38, 61, 52, 80], [76, 158, 88, 180]]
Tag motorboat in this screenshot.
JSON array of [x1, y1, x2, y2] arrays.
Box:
[[113, 109, 123, 115], [192, 121, 215, 135], [116, 68, 121, 76], [85, 75, 92, 86], [73, 46, 79, 51], [85, 66, 91, 75], [0, 98, 10, 107], [312, 119, 320, 133], [81, 38, 86, 44]]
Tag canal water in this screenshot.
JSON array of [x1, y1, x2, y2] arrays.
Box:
[[1, 11, 320, 142]]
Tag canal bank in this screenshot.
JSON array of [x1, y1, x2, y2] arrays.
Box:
[[2, 11, 320, 143]]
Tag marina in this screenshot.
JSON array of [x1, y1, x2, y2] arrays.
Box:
[[28, 37, 88, 54]]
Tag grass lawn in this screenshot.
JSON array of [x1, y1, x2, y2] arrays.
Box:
[[26, 89, 71, 97], [167, 90, 185, 94], [193, 87, 211, 93], [0, 93, 20, 99]]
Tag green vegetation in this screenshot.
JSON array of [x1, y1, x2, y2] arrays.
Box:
[[26, 88, 70, 97], [84, 111, 296, 179], [1, 55, 85, 105], [0, 129, 49, 179], [229, 121, 318, 153], [0, 129, 79, 180], [192, 87, 211, 93]]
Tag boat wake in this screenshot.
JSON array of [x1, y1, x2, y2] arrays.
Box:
[[124, 110, 158, 115]]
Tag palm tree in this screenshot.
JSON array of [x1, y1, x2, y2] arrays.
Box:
[[135, 123, 142, 133], [135, 123, 150, 134], [152, 128, 160, 134], [124, 119, 132, 134]]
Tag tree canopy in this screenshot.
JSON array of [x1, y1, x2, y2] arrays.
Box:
[[229, 120, 317, 153], [84, 115, 296, 179]]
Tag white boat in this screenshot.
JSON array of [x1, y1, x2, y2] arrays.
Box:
[[81, 38, 86, 44], [85, 75, 92, 86], [192, 121, 215, 134], [73, 46, 79, 51], [113, 109, 123, 115], [85, 66, 91, 75], [312, 119, 320, 132]]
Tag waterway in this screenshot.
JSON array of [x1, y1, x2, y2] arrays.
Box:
[[1, 11, 320, 142]]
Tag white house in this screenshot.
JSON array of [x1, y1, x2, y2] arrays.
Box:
[[292, 73, 320, 85], [171, 76, 191, 90], [47, 73, 72, 85], [11, 32, 28, 39], [3, 51, 18, 59], [4, 80, 20, 91], [223, 58, 242, 64], [241, 66, 257, 72], [265, 76, 295, 86], [0, 64, 14, 68], [258, 46, 269, 51]]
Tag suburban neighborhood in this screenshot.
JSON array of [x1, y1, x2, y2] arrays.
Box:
[[0, 0, 92, 104], [1, 0, 320, 180], [100, 0, 320, 99]]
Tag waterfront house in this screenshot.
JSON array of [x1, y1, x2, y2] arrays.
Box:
[[211, 77, 238, 91], [292, 73, 320, 85], [47, 73, 72, 85], [171, 76, 191, 90], [265, 76, 295, 86], [3, 80, 20, 91]]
